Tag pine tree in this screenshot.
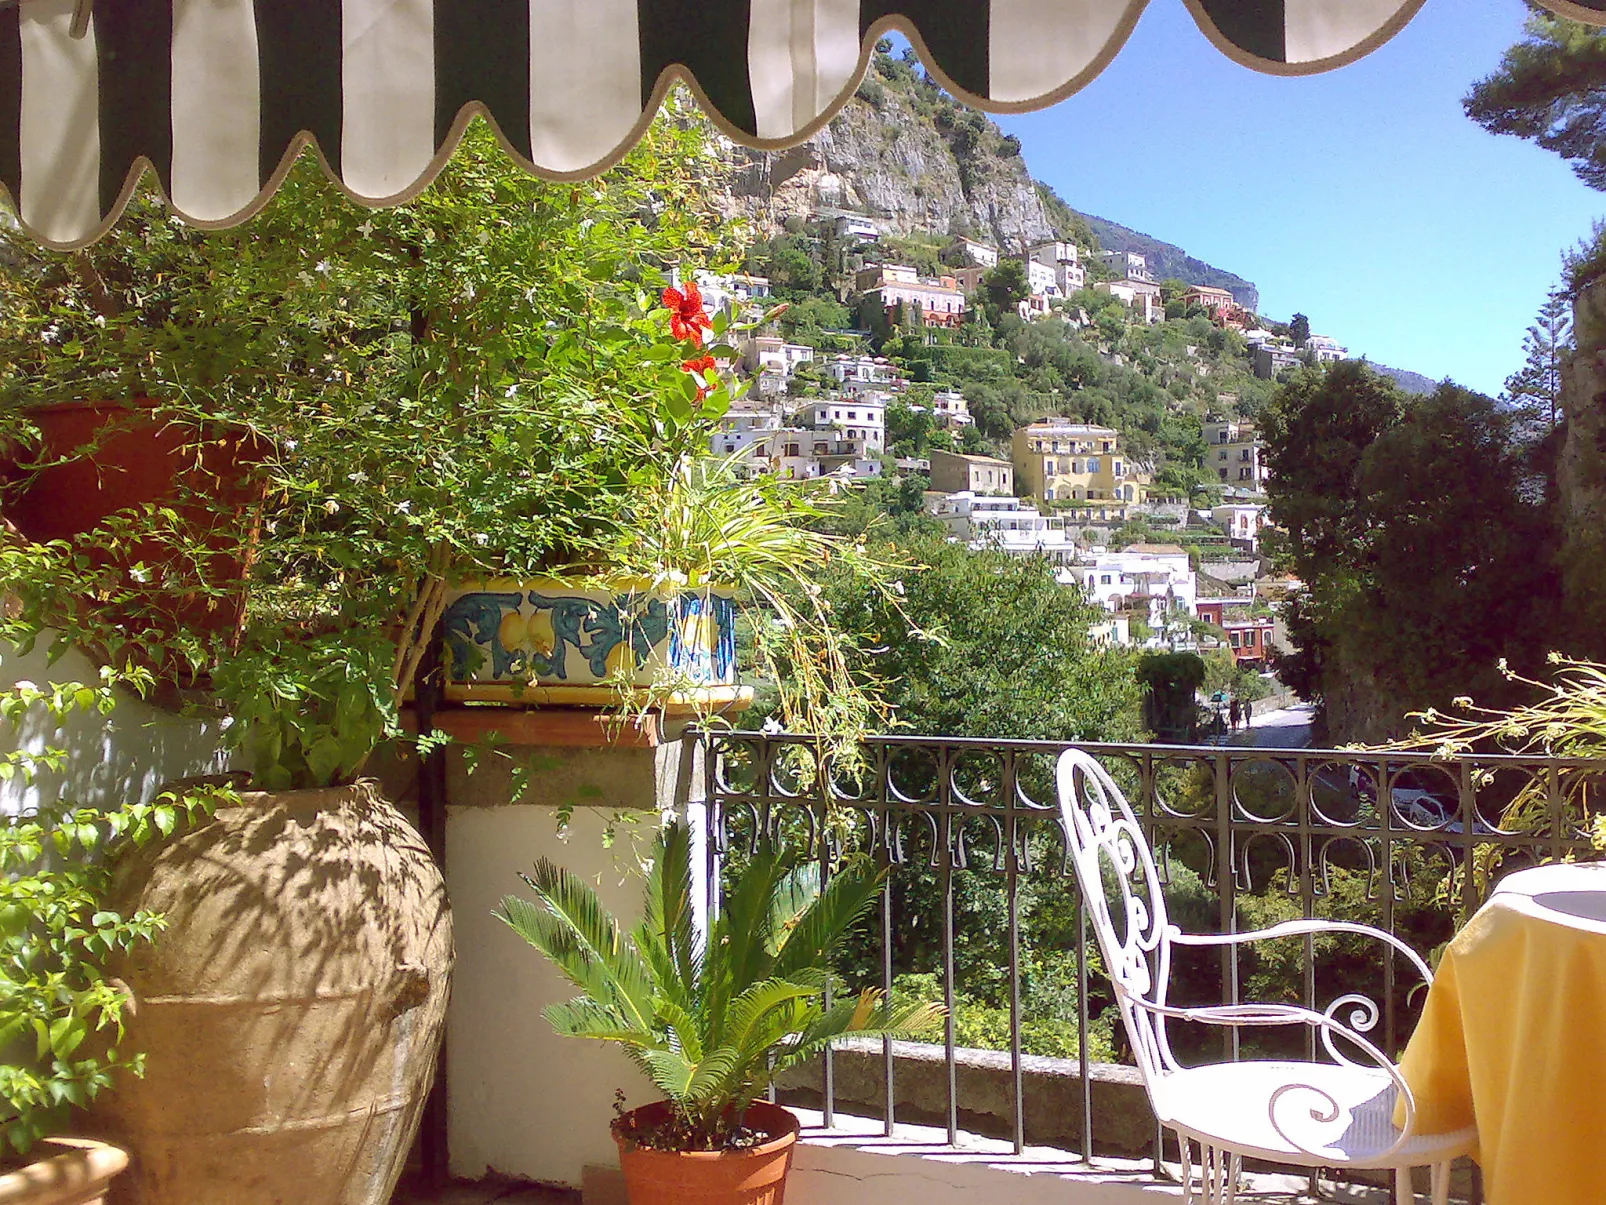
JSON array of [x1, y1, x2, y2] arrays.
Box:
[[1290, 312, 1311, 346], [1503, 292, 1573, 428]]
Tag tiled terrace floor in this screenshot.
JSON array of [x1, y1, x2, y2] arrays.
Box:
[[390, 1175, 578, 1205]]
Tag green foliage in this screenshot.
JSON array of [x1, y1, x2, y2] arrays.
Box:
[[1503, 291, 1573, 428], [812, 533, 1141, 742], [1288, 313, 1311, 346], [0, 115, 743, 786], [1136, 652, 1206, 741], [609, 457, 906, 750], [1262, 362, 1561, 737], [1465, 9, 1606, 191], [497, 821, 942, 1150], [0, 667, 225, 1155], [892, 973, 1115, 1061], [979, 260, 1030, 324]]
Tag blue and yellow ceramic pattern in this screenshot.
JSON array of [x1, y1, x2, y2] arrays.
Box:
[[441, 580, 739, 706]]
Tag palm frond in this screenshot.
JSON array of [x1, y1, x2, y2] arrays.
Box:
[[497, 860, 655, 1030], [771, 861, 883, 980], [643, 821, 700, 996]]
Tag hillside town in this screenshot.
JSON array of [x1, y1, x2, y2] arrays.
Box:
[[691, 221, 1313, 675]]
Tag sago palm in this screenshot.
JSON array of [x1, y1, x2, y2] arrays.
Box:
[[497, 820, 942, 1149]]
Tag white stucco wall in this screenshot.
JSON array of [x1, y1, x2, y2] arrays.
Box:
[[0, 638, 233, 815], [445, 800, 657, 1185]]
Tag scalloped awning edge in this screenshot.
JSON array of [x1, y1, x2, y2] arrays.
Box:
[[1, 0, 1601, 250]]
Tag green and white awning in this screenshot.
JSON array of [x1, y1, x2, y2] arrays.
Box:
[[4, 0, 1604, 248]]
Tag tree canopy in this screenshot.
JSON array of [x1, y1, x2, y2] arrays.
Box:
[[1261, 363, 1562, 739], [1465, 9, 1606, 191]]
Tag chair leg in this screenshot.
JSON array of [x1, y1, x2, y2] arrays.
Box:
[[1431, 1163, 1450, 1205], [1395, 1165, 1414, 1205], [1224, 1152, 1242, 1205]]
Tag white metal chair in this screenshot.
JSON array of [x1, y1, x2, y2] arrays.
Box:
[[1054, 749, 1476, 1205]]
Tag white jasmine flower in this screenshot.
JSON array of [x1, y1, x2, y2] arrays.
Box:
[[395, 500, 412, 514], [323, 499, 340, 515]]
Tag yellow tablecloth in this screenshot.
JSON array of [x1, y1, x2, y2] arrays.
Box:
[[1395, 863, 1606, 1205]]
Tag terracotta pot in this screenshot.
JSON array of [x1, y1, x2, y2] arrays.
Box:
[[0, 399, 265, 650], [612, 1101, 800, 1205], [0, 1138, 128, 1205], [86, 782, 453, 1205]]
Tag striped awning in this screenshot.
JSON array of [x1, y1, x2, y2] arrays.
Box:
[[5, 0, 1605, 249]]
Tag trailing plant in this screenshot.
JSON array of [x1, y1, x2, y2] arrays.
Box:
[[0, 665, 227, 1156], [0, 105, 905, 791], [1381, 654, 1606, 854], [497, 820, 941, 1151]]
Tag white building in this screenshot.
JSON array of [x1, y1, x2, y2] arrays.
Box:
[[823, 355, 898, 394], [926, 492, 1079, 565], [1027, 258, 1060, 297], [952, 236, 999, 269], [742, 335, 814, 381], [798, 397, 885, 454], [1211, 503, 1269, 551], [930, 391, 973, 427], [1304, 334, 1348, 364], [1064, 544, 1198, 628], [1094, 249, 1153, 282], [1029, 241, 1086, 295], [1095, 278, 1162, 324], [692, 270, 772, 318], [832, 214, 880, 242]]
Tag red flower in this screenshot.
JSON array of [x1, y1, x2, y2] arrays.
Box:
[[662, 281, 712, 344], [682, 354, 719, 400]]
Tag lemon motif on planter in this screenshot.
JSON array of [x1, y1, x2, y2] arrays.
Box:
[[498, 609, 528, 656], [524, 609, 556, 660], [605, 639, 636, 683]]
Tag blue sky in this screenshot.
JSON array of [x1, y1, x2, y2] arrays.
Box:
[[990, 0, 1602, 395]]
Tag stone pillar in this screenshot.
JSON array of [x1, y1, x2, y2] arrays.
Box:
[[1560, 281, 1606, 658], [442, 733, 698, 1187]]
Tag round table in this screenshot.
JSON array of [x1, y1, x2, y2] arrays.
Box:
[[1396, 862, 1606, 1205]]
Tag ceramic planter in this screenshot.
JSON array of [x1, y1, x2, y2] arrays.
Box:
[[612, 1101, 799, 1205], [86, 783, 452, 1205], [441, 578, 750, 711], [0, 1138, 128, 1205]]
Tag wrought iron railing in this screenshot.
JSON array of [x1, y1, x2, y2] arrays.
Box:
[[681, 730, 1605, 1194]]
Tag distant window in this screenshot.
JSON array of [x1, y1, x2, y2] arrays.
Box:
[[1218, 450, 1228, 461], [1218, 469, 1228, 481], [1101, 575, 1112, 585], [1087, 458, 1101, 473]]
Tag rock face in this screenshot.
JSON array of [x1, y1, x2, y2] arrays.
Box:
[[726, 86, 1056, 248], [1559, 280, 1606, 658]]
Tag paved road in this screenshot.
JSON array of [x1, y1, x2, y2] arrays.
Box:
[[1226, 702, 1316, 749]]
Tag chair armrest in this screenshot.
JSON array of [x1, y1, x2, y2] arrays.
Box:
[[1133, 996, 1422, 1162], [1171, 918, 1433, 985]]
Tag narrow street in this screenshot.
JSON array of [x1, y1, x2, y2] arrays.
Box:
[[1227, 702, 1316, 749]]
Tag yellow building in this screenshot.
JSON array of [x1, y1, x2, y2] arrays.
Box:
[[1011, 420, 1148, 511]]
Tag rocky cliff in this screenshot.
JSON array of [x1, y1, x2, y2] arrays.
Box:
[[725, 66, 1057, 249]]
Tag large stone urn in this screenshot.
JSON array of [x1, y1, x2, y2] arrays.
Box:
[[88, 782, 452, 1205]]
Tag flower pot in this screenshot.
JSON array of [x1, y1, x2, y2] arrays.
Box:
[[441, 578, 751, 712], [0, 399, 265, 651], [85, 782, 453, 1205], [0, 1138, 128, 1205], [612, 1101, 800, 1205]]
